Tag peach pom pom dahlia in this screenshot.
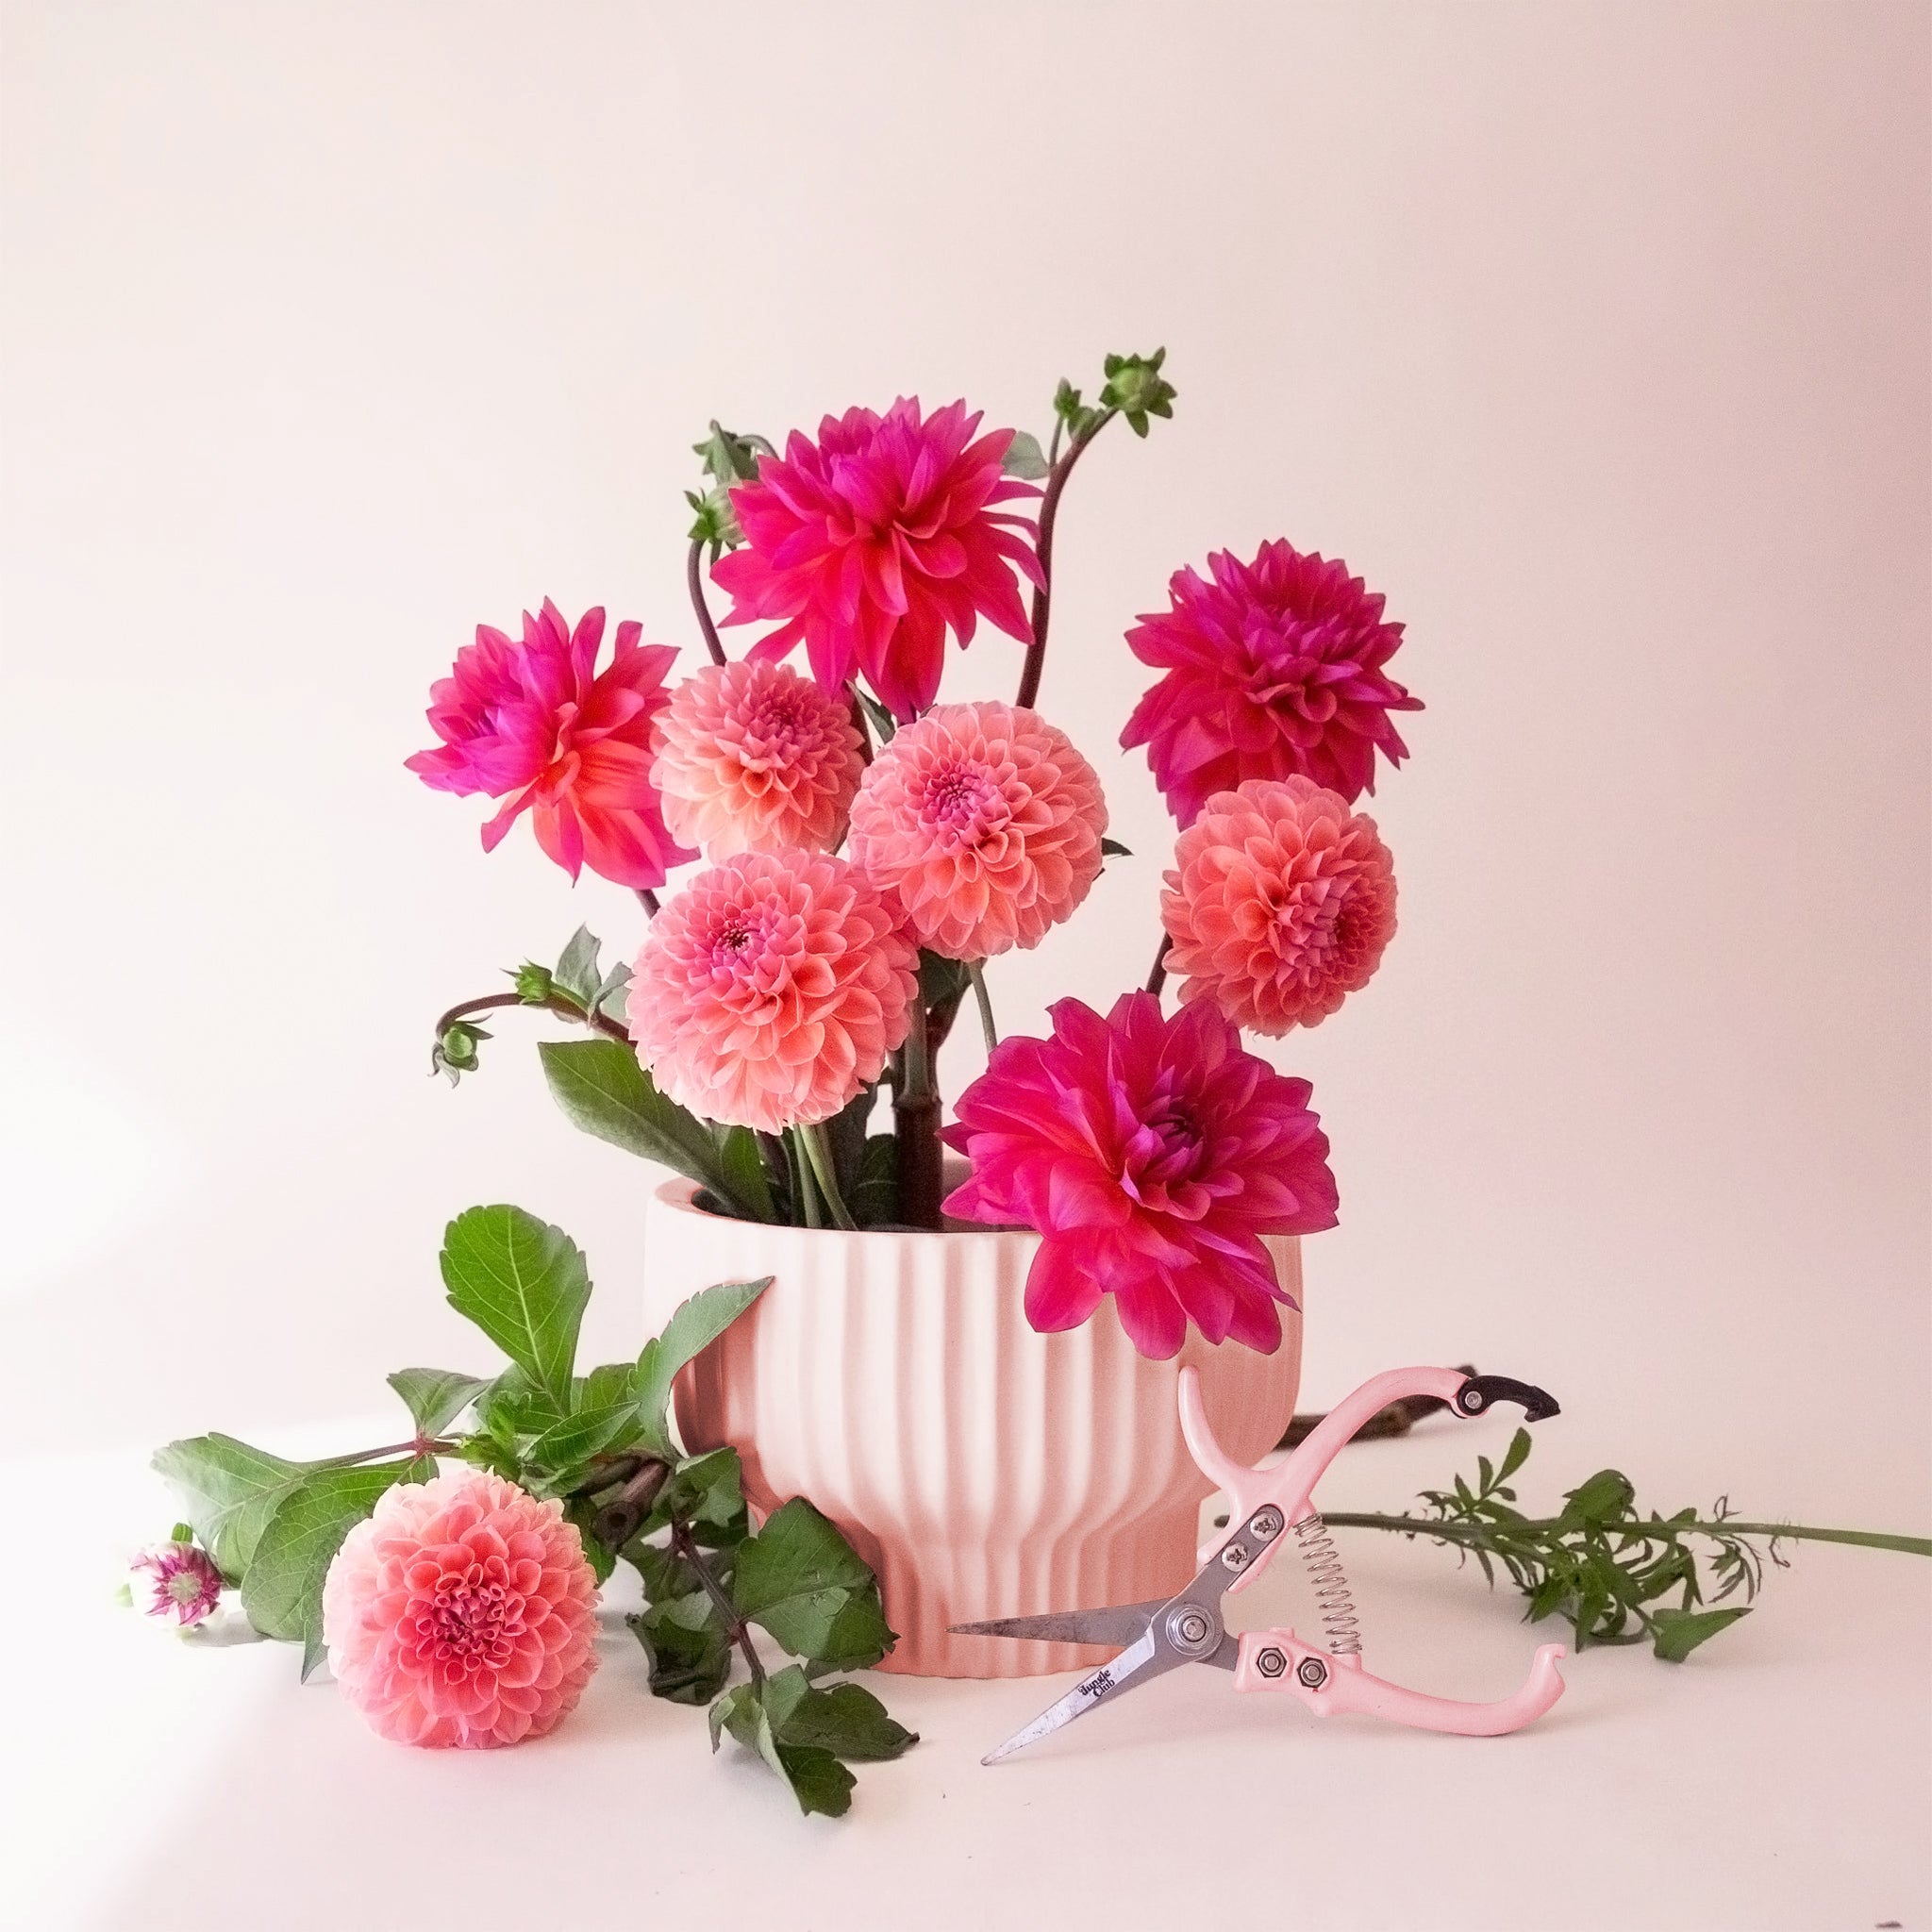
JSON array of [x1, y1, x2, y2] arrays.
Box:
[[322, 1468, 600, 1749], [626, 850, 918, 1132], [652, 659, 866, 859], [1162, 776, 1397, 1035], [847, 701, 1108, 959]]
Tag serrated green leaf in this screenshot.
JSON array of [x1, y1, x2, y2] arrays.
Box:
[[474, 1363, 566, 1446], [654, 1446, 748, 1539], [1557, 1469, 1637, 1530], [1650, 1605, 1751, 1662], [634, 1279, 771, 1449], [1497, 1428, 1533, 1483], [553, 926, 604, 1008], [151, 1434, 317, 1582], [526, 1400, 639, 1472], [1001, 429, 1050, 480], [630, 1591, 734, 1704], [439, 1206, 590, 1411], [732, 1497, 893, 1668], [386, 1368, 491, 1439], [765, 1671, 917, 1762]]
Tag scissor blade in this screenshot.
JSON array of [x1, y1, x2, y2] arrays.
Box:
[[949, 1600, 1164, 1649], [980, 1629, 1176, 1765]]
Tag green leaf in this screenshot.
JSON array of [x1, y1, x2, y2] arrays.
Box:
[[764, 1670, 917, 1762], [732, 1498, 893, 1668], [848, 1133, 898, 1228], [387, 1368, 491, 1439], [654, 1447, 749, 1539], [716, 1127, 777, 1224], [629, 1591, 734, 1705], [853, 688, 897, 745], [539, 1039, 748, 1211], [917, 950, 972, 1008], [708, 1677, 856, 1818], [1650, 1605, 1751, 1662], [1557, 1469, 1637, 1530], [692, 420, 763, 487], [474, 1363, 567, 1446], [1001, 429, 1050, 480], [1099, 837, 1132, 858], [553, 925, 604, 1009], [239, 1461, 426, 1673], [1497, 1427, 1533, 1484], [439, 1206, 591, 1411], [151, 1434, 316, 1582], [526, 1400, 641, 1473], [633, 1279, 771, 1450]]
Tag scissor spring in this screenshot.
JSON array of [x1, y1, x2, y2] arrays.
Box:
[[1291, 1512, 1363, 1656]]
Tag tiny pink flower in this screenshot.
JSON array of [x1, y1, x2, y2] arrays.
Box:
[[127, 1538, 225, 1628], [407, 598, 696, 889], [943, 991, 1339, 1359], [321, 1469, 600, 1750], [1162, 777, 1397, 1035], [848, 701, 1108, 959], [1122, 541, 1421, 824], [626, 850, 918, 1132], [652, 659, 866, 859], [710, 398, 1043, 720]]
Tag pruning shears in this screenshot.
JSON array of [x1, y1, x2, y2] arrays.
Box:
[[955, 1365, 1570, 1763]]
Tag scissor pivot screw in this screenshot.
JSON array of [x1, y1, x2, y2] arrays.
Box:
[[1222, 1541, 1251, 1570], [1165, 1606, 1219, 1657], [1251, 1507, 1284, 1540], [1297, 1657, 1329, 1689], [1459, 1388, 1484, 1413], [1256, 1646, 1288, 1678]]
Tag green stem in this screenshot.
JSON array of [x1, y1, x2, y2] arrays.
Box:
[[797, 1123, 858, 1231], [967, 962, 998, 1053], [1014, 408, 1116, 710], [671, 1518, 763, 1690], [791, 1129, 824, 1229], [893, 997, 943, 1229], [688, 539, 727, 666], [433, 991, 631, 1046], [1322, 1512, 1932, 1558]]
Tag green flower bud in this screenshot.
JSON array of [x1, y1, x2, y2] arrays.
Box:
[[1099, 348, 1177, 437], [513, 961, 556, 1003]]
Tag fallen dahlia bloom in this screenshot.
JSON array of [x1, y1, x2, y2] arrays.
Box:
[[626, 850, 918, 1132], [407, 598, 695, 889], [943, 991, 1338, 1358], [127, 1538, 225, 1628], [847, 701, 1108, 959], [321, 1469, 600, 1750], [1122, 541, 1422, 824], [652, 659, 866, 859], [710, 398, 1043, 720], [1163, 776, 1397, 1035]]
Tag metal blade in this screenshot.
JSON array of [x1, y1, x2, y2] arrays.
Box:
[[948, 1600, 1164, 1649], [980, 1629, 1179, 1765]]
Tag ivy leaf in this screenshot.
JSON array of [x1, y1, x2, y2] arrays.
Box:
[[1650, 1605, 1752, 1662], [552, 926, 604, 1009], [386, 1368, 491, 1439], [732, 1498, 893, 1668], [1001, 429, 1051, 480], [151, 1435, 317, 1582], [439, 1206, 591, 1412], [239, 1461, 428, 1675], [633, 1279, 772, 1454]]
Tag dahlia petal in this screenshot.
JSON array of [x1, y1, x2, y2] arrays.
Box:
[[1023, 1239, 1105, 1332]]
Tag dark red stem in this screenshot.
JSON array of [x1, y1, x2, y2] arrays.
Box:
[[688, 541, 727, 667], [1014, 412, 1114, 711]]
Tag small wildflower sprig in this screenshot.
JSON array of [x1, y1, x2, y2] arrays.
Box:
[[148, 1207, 913, 1812]]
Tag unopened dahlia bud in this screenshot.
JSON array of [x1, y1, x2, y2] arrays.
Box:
[[127, 1536, 225, 1628]]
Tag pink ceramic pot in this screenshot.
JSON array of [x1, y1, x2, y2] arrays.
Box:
[[641, 1177, 1303, 1678]]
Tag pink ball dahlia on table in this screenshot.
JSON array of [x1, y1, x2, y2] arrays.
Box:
[[321, 1468, 601, 1750], [848, 700, 1108, 959], [626, 850, 918, 1133], [407, 598, 695, 889], [1122, 541, 1422, 824], [1162, 775, 1397, 1035], [943, 991, 1340, 1358], [710, 397, 1044, 721], [651, 658, 866, 858]]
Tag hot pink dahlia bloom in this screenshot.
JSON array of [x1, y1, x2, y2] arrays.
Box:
[[321, 1469, 600, 1750], [652, 659, 866, 859], [942, 991, 1339, 1359], [407, 598, 696, 889], [626, 850, 918, 1132], [1163, 777, 1397, 1035], [127, 1539, 225, 1628], [710, 398, 1044, 720], [847, 701, 1108, 959], [1122, 541, 1422, 824]]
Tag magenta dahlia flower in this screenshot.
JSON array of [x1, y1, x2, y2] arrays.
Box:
[[127, 1538, 225, 1628], [407, 598, 695, 889], [626, 850, 918, 1132], [847, 701, 1108, 959], [710, 398, 1043, 720], [321, 1469, 601, 1750], [1163, 776, 1397, 1035], [1122, 541, 1421, 824], [652, 659, 866, 859], [942, 991, 1339, 1358]]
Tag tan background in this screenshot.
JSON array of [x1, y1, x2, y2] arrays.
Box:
[[2, 5, 1926, 1925]]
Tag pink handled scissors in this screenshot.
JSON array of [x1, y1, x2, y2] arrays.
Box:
[[955, 1366, 1570, 1763]]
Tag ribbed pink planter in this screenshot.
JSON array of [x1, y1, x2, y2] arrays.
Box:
[[641, 1176, 1303, 1678]]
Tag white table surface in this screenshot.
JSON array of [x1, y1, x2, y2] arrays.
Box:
[[9, 1413, 1927, 1932]]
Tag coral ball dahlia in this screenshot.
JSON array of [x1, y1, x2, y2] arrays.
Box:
[[321, 1469, 601, 1750], [1162, 777, 1397, 1035], [710, 397, 1044, 720], [1122, 541, 1421, 824], [626, 850, 918, 1133], [652, 659, 866, 859], [942, 991, 1339, 1359], [848, 701, 1108, 959], [406, 598, 694, 889]]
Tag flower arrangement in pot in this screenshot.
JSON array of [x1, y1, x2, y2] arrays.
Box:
[[411, 351, 1420, 1675]]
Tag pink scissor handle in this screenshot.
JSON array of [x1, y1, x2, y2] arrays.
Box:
[[1233, 1630, 1568, 1736]]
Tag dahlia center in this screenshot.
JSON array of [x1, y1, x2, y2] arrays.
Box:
[[166, 1572, 204, 1606], [745, 695, 808, 751], [1273, 881, 1343, 959], [420, 1571, 525, 1669], [919, 759, 1004, 838]]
